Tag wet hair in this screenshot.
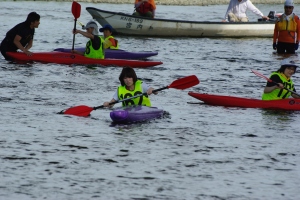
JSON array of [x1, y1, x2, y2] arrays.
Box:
[[277, 65, 297, 74], [25, 12, 40, 25], [119, 67, 138, 86]]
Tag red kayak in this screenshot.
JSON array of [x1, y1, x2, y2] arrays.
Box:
[[6, 52, 163, 68], [188, 92, 300, 111]]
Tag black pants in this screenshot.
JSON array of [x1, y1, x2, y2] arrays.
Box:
[[277, 42, 296, 54], [0, 40, 14, 61]]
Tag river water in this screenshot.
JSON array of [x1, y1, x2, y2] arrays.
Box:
[[0, 1, 300, 200]]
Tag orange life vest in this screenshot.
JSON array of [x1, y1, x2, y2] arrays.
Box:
[[136, 1, 153, 14]]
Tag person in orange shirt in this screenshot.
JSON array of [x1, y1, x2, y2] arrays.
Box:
[[273, 0, 300, 54], [133, 0, 156, 18]]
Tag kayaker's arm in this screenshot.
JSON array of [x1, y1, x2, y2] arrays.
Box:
[[264, 83, 283, 93], [13, 35, 33, 56], [73, 29, 95, 40]]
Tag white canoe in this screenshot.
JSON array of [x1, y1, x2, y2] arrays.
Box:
[[86, 7, 275, 38]]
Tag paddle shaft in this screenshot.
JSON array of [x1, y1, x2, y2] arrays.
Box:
[[93, 86, 169, 110], [72, 19, 77, 50]]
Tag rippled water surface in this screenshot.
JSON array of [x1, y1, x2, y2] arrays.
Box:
[[0, 1, 300, 200]]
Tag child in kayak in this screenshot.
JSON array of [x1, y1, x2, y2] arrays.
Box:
[[103, 67, 157, 108], [262, 58, 300, 100], [0, 12, 40, 60], [72, 20, 105, 59], [99, 24, 119, 50]]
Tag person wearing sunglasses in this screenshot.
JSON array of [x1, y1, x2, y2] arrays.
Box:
[[273, 0, 300, 54], [262, 58, 300, 100], [222, 0, 269, 22]]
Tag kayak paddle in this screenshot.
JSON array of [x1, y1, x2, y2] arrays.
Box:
[[71, 1, 81, 50], [251, 69, 300, 97], [58, 75, 200, 117]]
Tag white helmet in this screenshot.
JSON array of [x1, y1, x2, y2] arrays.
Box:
[[284, 0, 294, 7], [281, 58, 298, 68], [83, 20, 99, 35]]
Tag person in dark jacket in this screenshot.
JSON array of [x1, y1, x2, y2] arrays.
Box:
[[0, 12, 40, 60]]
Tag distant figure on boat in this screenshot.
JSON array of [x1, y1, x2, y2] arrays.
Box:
[[0, 12, 40, 61], [262, 58, 300, 100], [99, 24, 119, 50], [133, 0, 156, 18], [273, 0, 300, 54], [223, 0, 269, 22], [72, 20, 105, 59], [103, 67, 157, 108]]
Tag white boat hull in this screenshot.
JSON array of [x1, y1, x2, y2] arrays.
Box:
[[86, 7, 275, 38]]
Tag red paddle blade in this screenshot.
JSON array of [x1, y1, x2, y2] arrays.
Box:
[[168, 75, 200, 90], [72, 1, 81, 19], [63, 105, 93, 117], [251, 69, 273, 83]]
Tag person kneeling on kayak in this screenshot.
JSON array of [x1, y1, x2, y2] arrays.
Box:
[[72, 20, 105, 59], [103, 67, 157, 108], [99, 24, 119, 50], [262, 58, 300, 100], [0, 12, 40, 61]]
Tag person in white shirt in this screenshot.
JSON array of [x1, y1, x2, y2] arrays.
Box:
[[222, 0, 269, 22]]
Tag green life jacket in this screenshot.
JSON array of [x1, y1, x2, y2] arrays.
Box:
[[118, 80, 151, 107], [262, 72, 295, 100], [84, 36, 104, 59]]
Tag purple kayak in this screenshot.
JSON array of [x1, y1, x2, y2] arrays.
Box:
[[53, 48, 158, 60], [110, 105, 164, 124]]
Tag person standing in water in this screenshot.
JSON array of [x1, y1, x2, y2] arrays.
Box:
[[0, 12, 40, 60], [273, 0, 300, 54]]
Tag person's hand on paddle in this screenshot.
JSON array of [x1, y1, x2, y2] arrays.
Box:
[[276, 83, 285, 89], [73, 29, 80, 35], [147, 87, 158, 95], [262, 16, 269, 21], [103, 99, 116, 108]]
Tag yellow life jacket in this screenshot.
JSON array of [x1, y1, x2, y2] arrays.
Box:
[[118, 80, 151, 107], [277, 14, 297, 32], [104, 35, 119, 50], [84, 36, 105, 59], [262, 72, 295, 100]]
